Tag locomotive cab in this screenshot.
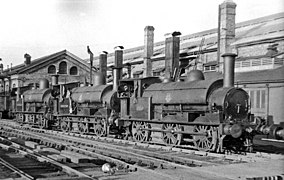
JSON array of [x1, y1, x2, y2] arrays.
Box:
[[118, 77, 161, 119]]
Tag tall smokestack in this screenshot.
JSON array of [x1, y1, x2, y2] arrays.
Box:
[[164, 31, 181, 80], [99, 51, 108, 80], [87, 46, 93, 86], [222, 53, 237, 88], [24, 53, 31, 66], [143, 26, 155, 77], [51, 74, 59, 86], [113, 46, 124, 91], [0, 58, 3, 73], [218, 0, 236, 72]]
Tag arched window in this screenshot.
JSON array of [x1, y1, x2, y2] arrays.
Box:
[[48, 65, 56, 74], [69, 66, 78, 75], [59, 61, 67, 74]]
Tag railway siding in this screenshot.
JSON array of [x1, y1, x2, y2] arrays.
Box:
[[1, 119, 284, 180]]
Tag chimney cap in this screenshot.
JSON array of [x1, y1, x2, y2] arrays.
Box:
[[100, 51, 108, 55], [164, 31, 181, 38], [221, 53, 237, 57], [24, 53, 31, 58], [114, 46, 124, 50], [87, 46, 93, 55], [144, 26, 155, 31]]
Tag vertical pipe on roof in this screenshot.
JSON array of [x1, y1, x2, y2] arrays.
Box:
[[99, 51, 108, 84], [87, 46, 93, 86], [113, 46, 124, 91], [219, 0, 236, 73], [143, 26, 155, 77], [164, 31, 181, 80]]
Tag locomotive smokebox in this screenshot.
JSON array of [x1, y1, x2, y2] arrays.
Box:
[[222, 53, 237, 88], [113, 46, 124, 91], [51, 74, 59, 86], [39, 78, 49, 89]]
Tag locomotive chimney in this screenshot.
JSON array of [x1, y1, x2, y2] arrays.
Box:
[[39, 78, 49, 89], [126, 63, 131, 78], [164, 31, 181, 80], [87, 46, 93, 86], [0, 58, 3, 73], [222, 53, 237, 88], [51, 74, 59, 86], [24, 53, 31, 66], [218, 0, 236, 72], [113, 46, 124, 91], [99, 51, 108, 83], [143, 26, 155, 77]]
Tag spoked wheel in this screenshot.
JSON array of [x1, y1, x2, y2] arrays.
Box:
[[78, 121, 88, 134], [16, 113, 24, 123], [131, 121, 151, 142], [93, 117, 107, 137], [192, 116, 218, 151], [61, 118, 71, 132], [161, 123, 183, 146], [38, 115, 47, 129], [193, 125, 217, 151]]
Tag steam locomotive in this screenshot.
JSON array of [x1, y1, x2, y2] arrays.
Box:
[[7, 35, 284, 153]]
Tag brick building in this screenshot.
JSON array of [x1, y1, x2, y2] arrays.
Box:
[[0, 50, 94, 92]]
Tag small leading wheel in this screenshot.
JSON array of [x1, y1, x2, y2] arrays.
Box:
[[193, 125, 217, 151], [131, 121, 151, 142], [161, 123, 183, 146], [93, 117, 107, 137]]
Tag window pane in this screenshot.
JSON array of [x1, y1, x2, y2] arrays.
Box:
[[250, 91, 254, 108], [256, 90, 260, 108], [261, 90, 266, 109]]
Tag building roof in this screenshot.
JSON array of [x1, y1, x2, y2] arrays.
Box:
[[91, 12, 284, 71], [235, 65, 284, 84], [2, 50, 94, 75]]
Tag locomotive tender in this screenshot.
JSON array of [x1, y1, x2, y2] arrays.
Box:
[[9, 33, 284, 153]]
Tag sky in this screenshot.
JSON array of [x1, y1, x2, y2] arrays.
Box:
[[0, 0, 283, 68]]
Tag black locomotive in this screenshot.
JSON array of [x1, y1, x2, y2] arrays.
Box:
[[6, 35, 284, 153]]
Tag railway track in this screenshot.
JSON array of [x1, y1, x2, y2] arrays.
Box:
[[1, 119, 284, 180]]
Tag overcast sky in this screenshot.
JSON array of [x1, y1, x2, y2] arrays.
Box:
[[0, 0, 283, 68]]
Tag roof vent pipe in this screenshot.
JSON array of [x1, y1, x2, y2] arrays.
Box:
[[24, 53, 31, 66], [143, 26, 155, 77], [164, 31, 181, 81], [113, 46, 124, 91], [99, 51, 108, 84]]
